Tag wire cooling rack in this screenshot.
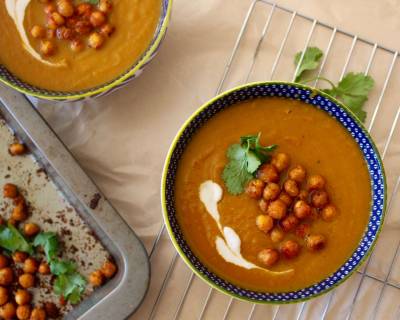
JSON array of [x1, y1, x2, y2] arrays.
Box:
[[134, 1, 400, 319]]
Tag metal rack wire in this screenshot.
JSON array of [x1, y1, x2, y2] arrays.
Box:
[[135, 1, 400, 319]]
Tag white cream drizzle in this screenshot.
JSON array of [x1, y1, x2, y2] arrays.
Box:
[[199, 180, 293, 276], [6, 0, 66, 67]]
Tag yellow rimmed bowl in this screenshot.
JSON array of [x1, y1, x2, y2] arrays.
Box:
[[161, 81, 387, 304], [0, 0, 172, 101]]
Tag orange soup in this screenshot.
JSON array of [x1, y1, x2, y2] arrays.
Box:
[[175, 97, 371, 292], [0, 0, 161, 91]]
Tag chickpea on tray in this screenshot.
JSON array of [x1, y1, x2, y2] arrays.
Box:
[[1, 131, 117, 318], [247, 153, 337, 267]]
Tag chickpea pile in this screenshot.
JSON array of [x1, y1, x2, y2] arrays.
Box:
[[30, 0, 115, 56], [1, 144, 118, 318], [245, 152, 338, 267]]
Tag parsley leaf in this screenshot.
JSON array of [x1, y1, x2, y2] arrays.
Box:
[[33, 232, 59, 261], [50, 259, 77, 276], [222, 134, 276, 195], [323, 72, 374, 122], [0, 223, 33, 255], [294, 47, 323, 82]]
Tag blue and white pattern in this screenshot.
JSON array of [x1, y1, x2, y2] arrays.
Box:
[[0, 0, 171, 101], [164, 82, 386, 303]]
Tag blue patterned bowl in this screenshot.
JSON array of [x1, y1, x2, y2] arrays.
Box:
[[0, 0, 171, 101], [161, 82, 387, 304]]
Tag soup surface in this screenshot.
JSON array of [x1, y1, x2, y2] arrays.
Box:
[[175, 97, 371, 292], [0, 0, 161, 91]]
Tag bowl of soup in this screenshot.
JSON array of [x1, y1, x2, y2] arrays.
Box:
[[161, 82, 386, 303], [0, 0, 171, 100]]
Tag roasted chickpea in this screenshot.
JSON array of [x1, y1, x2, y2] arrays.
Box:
[[278, 192, 293, 206], [44, 302, 58, 318], [30, 307, 46, 320], [18, 274, 35, 289], [76, 3, 92, 16], [23, 223, 40, 237], [12, 202, 27, 222], [0, 287, 8, 306], [293, 200, 312, 220], [30, 26, 46, 39], [270, 227, 284, 243], [12, 251, 28, 264], [0, 302, 16, 319], [7, 218, 18, 227], [306, 234, 326, 251], [255, 215, 274, 233], [51, 12, 65, 26], [298, 189, 309, 201], [75, 20, 92, 35], [0, 268, 13, 286], [23, 258, 38, 274], [281, 214, 299, 232], [99, 0, 112, 13], [56, 26, 74, 40], [88, 32, 105, 49], [100, 23, 115, 37], [281, 240, 301, 259], [257, 164, 279, 183], [245, 179, 265, 199], [263, 183, 280, 201], [16, 305, 31, 320], [288, 165, 306, 183], [258, 199, 269, 213], [283, 179, 299, 197], [40, 40, 56, 56], [267, 199, 287, 220], [100, 260, 117, 278], [70, 39, 84, 52], [57, 0, 74, 17], [295, 223, 311, 238], [8, 143, 26, 156], [89, 270, 103, 287], [307, 174, 326, 191], [38, 261, 50, 275], [90, 11, 107, 27], [46, 18, 58, 30], [3, 184, 18, 199], [311, 190, 329, 209], [15, 289, 31, 306], [44, 3, 56, 14], [321, 204, 338, 221], [271, 152, 290, 172], [0, 256, 8, 269], [257, 249, 279, 267]]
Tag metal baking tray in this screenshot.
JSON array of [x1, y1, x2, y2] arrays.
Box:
[[0, 83, 150, 319]]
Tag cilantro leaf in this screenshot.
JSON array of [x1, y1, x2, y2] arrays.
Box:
[[33, 232, 59, 261], [0, 224, 33, 255], [50, 259, 77, 276], [222, 133, 277, 195], [323, 72, 374, 123], [294, 47, 323, 82], [222, 154, 253, 195], [83, 0, 99, 4], [54, 273, 87, 304]]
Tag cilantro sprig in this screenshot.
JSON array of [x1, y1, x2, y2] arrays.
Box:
[[222, 133, 276, 195], [294, 47, 374, 123], [0, 223, 33, 255]]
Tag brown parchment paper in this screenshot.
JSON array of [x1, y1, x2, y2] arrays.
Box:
[[31, 0, 400, 319]]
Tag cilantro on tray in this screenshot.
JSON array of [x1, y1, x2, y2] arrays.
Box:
[[294, 47, 323, 82], [293, 47, 375, 123], [0, 223, 33, 255], [33, 232, 87, 304], [222, 133, 276, 195]]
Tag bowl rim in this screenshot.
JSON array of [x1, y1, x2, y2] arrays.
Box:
[[161, 81, 387, 304], [0, 0, 172, 101]]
